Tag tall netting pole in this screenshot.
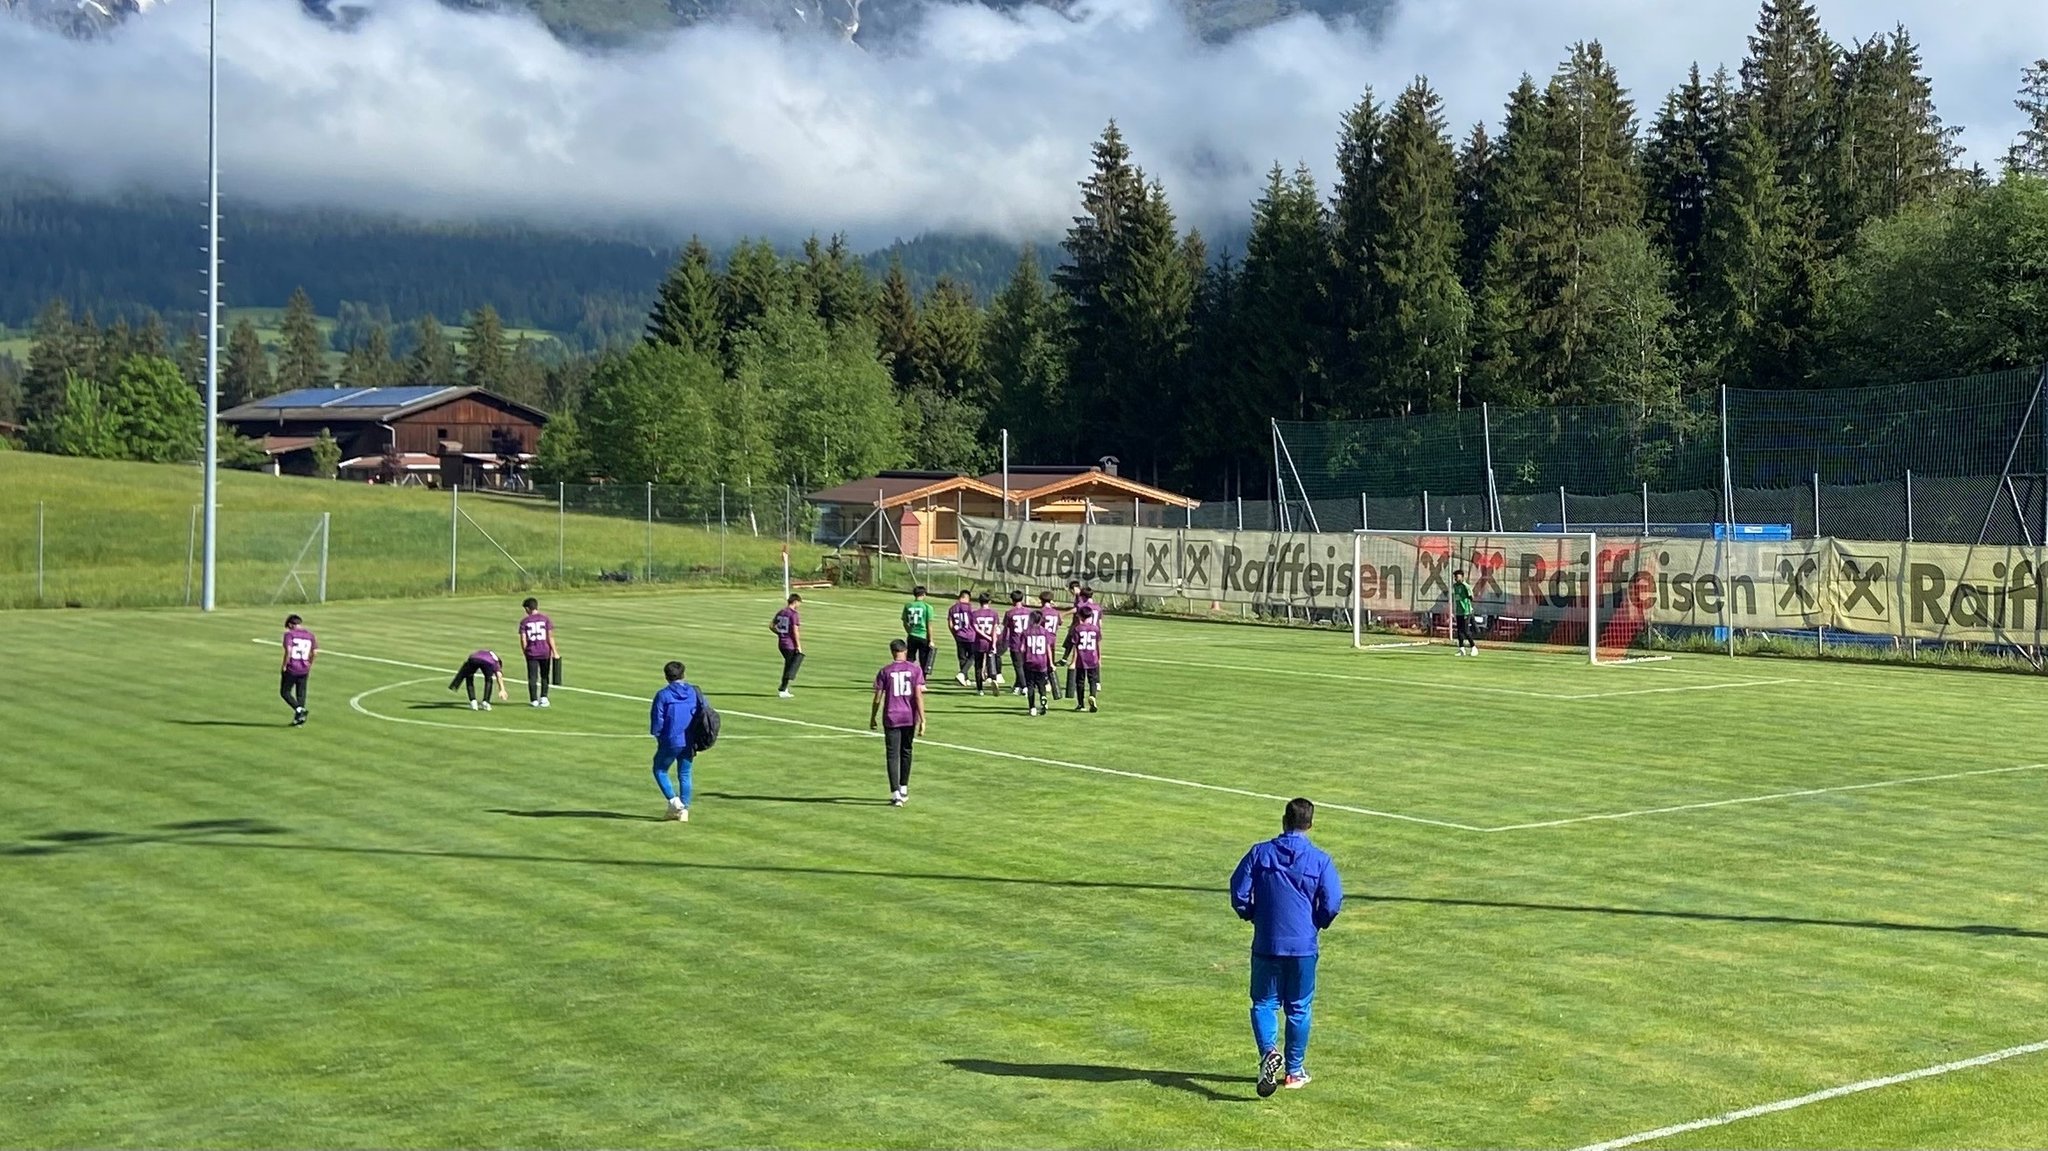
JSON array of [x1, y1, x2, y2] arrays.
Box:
[[1351, 532, 1363, 649], [449, 484, 458, 593], [318, 512, 330, 603], [1588, 530, 1600, 665], [199, 0, 221, 613]]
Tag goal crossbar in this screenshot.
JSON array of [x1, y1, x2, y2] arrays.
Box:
[[1349, 529, 1603, 664]]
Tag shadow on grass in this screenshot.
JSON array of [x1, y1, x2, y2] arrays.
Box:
[[489, 808, 665, 823], [945, 1059, 1256, 1102], [696, 791, 893, 807], [2, 830, 2041, 941], [0, 818, 289, 856], [167, 719, 288, 729], [719, 687, 876, 698], [409, 702, 480, 711]]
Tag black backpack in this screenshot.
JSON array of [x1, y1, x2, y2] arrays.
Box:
[[687, 690, 721, 751]]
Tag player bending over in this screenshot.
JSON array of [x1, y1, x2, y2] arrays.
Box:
[[650, 660, 702, 822], [449, 649, 510, 710], [772, 594, 804, 697], [869, 638, 927, 806], [1021, 609, 1057, 716], [947, 589, 977, 687], [1065, 603, 1103, 712], [279, 614, 317, 726], [518, 597, 558, 708]]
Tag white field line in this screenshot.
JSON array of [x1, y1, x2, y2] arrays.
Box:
[[1571, 1038, 2048, 1151], [345, 678, 863, 741], [1482, 762, 2048, 832], [1117, 653, 1794, 702], [261, 641, 1484, 832]]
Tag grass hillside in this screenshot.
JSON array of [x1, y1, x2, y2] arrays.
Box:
[[0, 453, 823, 610]]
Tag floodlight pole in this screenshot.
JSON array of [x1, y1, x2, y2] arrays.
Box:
[[199, 0, 221, 612]]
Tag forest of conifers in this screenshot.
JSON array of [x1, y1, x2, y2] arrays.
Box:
[[3, 0, 2046, 502]]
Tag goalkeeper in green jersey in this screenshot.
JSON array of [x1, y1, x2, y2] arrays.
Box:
[[902, 586, 936, 676], [1452, 569, 1478, 656]]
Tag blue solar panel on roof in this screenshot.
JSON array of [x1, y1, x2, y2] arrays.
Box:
[[327, 386, 448, 407], [252, 387, 363, 408]]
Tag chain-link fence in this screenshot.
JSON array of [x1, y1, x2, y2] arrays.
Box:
[[1, 482, 814, 610], [1275, 364, 2048, 545]]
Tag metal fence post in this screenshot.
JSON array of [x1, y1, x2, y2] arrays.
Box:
[[1905, 469, 1914, 541], [1559, 486, 1569, 534], [449, 484, 458, 593], [1812, 471, 1821, 539], [36, 500, 45, 604], [185, 504, 198, 606], [1422, 490, 1430, 532], [719, 482, 727, 578], [643, 481, 652, 584], [1720, 383, 1735, 527], [1236, 496, 1244, 531], [1642, 482, 1650, 535]]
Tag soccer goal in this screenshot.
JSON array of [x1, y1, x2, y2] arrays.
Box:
[[1349, 530, 1653, 663]]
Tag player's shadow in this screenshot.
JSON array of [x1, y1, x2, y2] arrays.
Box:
[[721, 687, 874, 697], [409, 702, 480, 711], [696, 791, 893, 806], [488, 809, 665, 823], [167, 719, 285, 729], [0, 819, 289, 856], [1357, 894, 2048, 939], [944, 1059, 1257, 1102]]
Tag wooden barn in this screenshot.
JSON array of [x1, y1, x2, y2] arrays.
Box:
[[220, 386, 548, 487], [807, 461, 1199, 559]]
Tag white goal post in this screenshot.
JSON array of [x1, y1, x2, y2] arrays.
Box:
[[1350, 529, 1607, 664]]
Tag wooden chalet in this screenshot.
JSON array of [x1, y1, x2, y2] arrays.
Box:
[[219, 386, 548, 487]]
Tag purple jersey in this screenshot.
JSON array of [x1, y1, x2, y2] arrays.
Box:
[[773, 606, 801, 651], [874, 659, 925, 728], [519, 612, 554, 659], [969, 606, 1000, 653], [471, 649, 502, 674], [282, 627, 317, 676], [1021, 627, 1055, 671], [947, 602, 976, 641], [1004, 606, 1035, 650], [1070, 619, 1102, 669], [1038, 602, 1062, 638]]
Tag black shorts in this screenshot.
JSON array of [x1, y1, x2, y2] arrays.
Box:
[[1024, 666, 1051, 689]]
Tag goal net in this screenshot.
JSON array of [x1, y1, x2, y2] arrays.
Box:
[[1349, 530, 1649, 663]]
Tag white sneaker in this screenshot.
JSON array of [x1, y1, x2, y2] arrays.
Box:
[[481, 700, 492, 711], [539, 697, 551, 708], [955, 673, 968, 687], [529, 700, 542, 708], [994, 674, 1004, 686], [677, 805, 689, 822], [777, 689, 794, 699], [470, 699, 482, 711], [663, 800, 683, 821]]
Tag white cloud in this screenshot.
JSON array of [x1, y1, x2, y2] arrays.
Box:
[[0, 0, 2040, 245]]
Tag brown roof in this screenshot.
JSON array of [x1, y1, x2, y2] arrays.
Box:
[[981, 467, 1199, 508], [806, 471, 1005, 508], [259, 434, 319, 456]]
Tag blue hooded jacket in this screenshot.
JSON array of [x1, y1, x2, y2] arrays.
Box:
[[1230, 831, 1343, 957], [650, 680, 701, 751]]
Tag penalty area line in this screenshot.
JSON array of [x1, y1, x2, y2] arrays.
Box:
[[1570, 1038, 2048, 1151], [255, 640, 1483, 832]]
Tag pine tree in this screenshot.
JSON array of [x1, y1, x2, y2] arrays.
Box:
[[1740, 0, 1838, 196], [914, 276, 986, 404], [22, 301, 102, 424], [2009, 59, 2048, 176], [1568, 226, 1682, 412], [532, 410, 592, 484], [1373, 78, 1471, 415], [806, 234, 876, 334], [339, 324, 399, 390], [1645, 65, 1732, 303], [1699, 112, 1797, 385], [1181, 253, 1247, 484], [462, 305, 510, 391], [718, 239, 790, 344], [1100, 179, 1200, 476], [875, 257, 921, 392], [1454, 121, 1498, 295], [1829, 26, 1957, 233], [645, 238, 723, 356], [221, 317, 273, 407], [1469, 77, 1549, 407], [404, 314, 459, 388], [983, 247, 1068, 461], [1055, 122, 1152, 455], [275, 287, 327, 393], [1329, 89, 1387, 400], [1237, 165, 1335, 421]]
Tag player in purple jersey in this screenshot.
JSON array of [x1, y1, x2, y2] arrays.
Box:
[[1020, 611, 1057, 716], [1003, 590, 1035, 696], [1064, 604, 1102, 712], [278, 614, 317, 725], [518, 597, 558, 708], [771, 594, 804, 698], [969, 592, 1002, 694], [1036, 591, 1064, 700], [448, 649, 509, 710], [947, 589, 977, 687], [869, 639, 927, 806], [1078, 586, 1104, 694]]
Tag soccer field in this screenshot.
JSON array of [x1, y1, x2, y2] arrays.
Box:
[[3, 589, 2045, 1148]]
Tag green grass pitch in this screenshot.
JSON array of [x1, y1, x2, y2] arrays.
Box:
[[2, 588, 2045, 1148]]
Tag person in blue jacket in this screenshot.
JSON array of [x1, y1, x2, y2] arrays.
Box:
[[1230, 797, 1344, 1096], [649, 660, 701, 823]]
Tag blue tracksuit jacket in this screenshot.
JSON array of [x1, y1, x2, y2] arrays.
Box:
[[1230, 831, 1343, 957], [649, 681, 701, 752]]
